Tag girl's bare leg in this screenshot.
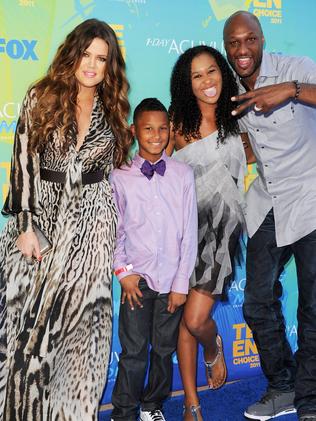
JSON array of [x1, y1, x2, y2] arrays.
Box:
[[177, 288, 226, 415]]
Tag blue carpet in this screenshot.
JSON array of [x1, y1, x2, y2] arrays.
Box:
[[98, 374, 298, 420]]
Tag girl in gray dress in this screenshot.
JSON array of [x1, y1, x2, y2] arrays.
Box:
[[0, 19, 131, 420], [167, 46, 247, 421]]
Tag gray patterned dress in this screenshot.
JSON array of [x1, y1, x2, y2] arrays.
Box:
[[173, 131, 246, 296], [0, 89, 117, 420]]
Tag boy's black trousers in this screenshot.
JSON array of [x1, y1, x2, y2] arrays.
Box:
[[111, 278, 183, 421]]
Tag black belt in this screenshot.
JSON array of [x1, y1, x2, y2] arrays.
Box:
[[40, 168, 105, 185]]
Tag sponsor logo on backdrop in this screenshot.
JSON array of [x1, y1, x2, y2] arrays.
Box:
[[145, 38, 225, 55], [245, 167, 258, 192], [0, 103, 20, 139], [207, 0, 282, 24], [287, 324, 298, 351], [103, 0, 146, 3], [208, 0, 247, 21], [0, 162, 10, 205], [0, 120, 16, 137], [232, 323, 260, 368], [19, 0, 36, 6], [108, 351, 120, 382], [0, 38, 38, 60], [228, 278, 245, 308], [111, 24, 126, 58], [249, 0, 283, 24], [0, 102, 20, 119], [64, 1, 126, 56]]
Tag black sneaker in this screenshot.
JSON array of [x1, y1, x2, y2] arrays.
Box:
[[299, 415, 316, 421], [244, 389, 296, 420]]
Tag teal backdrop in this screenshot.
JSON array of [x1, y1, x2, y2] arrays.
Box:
[[1, 0, 316, 405]]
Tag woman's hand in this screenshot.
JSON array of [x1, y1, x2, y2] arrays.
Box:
[[16, 231, 42, 264]]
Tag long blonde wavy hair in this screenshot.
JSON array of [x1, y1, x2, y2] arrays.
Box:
[[28, 18, 131, 167]]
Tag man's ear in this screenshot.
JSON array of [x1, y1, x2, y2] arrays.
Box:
[[130, 124, 136, 138]]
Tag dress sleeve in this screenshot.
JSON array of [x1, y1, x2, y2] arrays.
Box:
[[2, 88, 41, 233]]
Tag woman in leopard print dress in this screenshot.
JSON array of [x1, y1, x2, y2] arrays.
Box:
[[0, 19, 131, 420]]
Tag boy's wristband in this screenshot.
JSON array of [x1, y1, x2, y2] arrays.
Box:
[[114, 264, 133, 276]]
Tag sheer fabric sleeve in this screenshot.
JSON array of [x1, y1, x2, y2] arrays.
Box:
[[2, 88, 41, 233]]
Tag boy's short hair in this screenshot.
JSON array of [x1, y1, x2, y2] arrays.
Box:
[[133, 98, 168, 124]]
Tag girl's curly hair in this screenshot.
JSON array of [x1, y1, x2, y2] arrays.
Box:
[[28, 18, 131, 167], [169, 45, 239, 143]]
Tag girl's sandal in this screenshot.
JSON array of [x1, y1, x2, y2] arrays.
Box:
[[183, 404, 203, 421], [204, 334, 227, 390]]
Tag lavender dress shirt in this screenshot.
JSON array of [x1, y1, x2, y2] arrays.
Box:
[[111, 151, 198, 294]]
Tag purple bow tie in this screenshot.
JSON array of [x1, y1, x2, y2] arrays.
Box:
[[140, 159, 166, 180]]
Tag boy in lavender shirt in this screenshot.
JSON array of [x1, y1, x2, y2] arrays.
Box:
[[110, 98, 198, 421]]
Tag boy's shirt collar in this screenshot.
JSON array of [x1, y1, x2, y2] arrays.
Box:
[[133, 150, 168, 169]]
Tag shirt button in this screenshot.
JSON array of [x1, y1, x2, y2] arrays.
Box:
[[256, 129, 259, 132], [273, 196, 277, 198], [75, 156, 80, 162], [268, 181, 272, 184], [261, 146, 265, 149], [264, 164, 268, 167], [156, 212, 160, 215], [154, 195, 158, 199]]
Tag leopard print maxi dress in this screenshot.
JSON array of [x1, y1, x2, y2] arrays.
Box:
[[0, 89, 117, 420]]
